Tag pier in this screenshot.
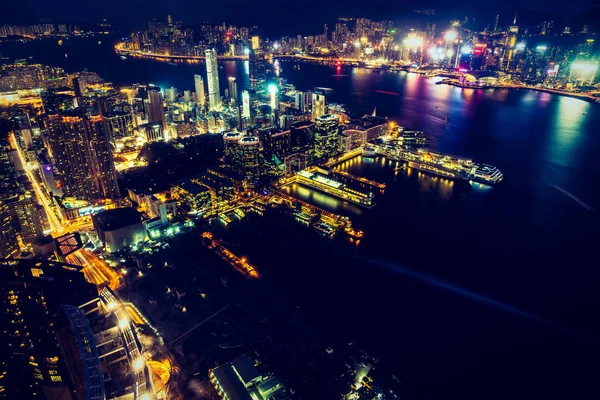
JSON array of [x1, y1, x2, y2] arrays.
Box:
[[331, 170, 386, 190], [293, 170, 374, 207], [201, 232, 261, 279]]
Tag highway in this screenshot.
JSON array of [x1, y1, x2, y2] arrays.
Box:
[[9, 132, 64, 233]]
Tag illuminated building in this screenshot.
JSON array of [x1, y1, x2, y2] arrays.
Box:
[[11, 191, 44, 243], [503, 17, 519, 71], [314, 114, 339, 161], [228, 77, 238, 104], [290, 120, 315, 160], [248, 50, 266, 93], [92, 207, 144, 253], [569, 61, 598, 85], [339, 129, 367, 153], [311, 93, 326, 120], [145, 87, 166, 129], [41, 88, 77, 115], [295, 90, 312, 113], [139, 122, 164, 142], [347, 115, 388, 141], [171, 179, 212, 212], [209, 355, 286, 400], [0, 259, 97, 399], [103, 111, 134, 139], [205, 49, 222, 110], [242, 90, 254, 120], [194, 74, 206, 108], [251, 35, 260, 50], [267, 83, 279, 112], [46, 112, 120, 201], [0, 200, 19, 257], [259, 127, 291, 162], [164, 86, 177, 103], [238, 136, 261, 177]]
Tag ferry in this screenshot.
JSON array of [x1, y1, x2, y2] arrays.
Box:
[[362, 146, 378, 157], [120, 55, 127, 60], [313, 221, 336, 236], [468, 164, 504, 185], [293, 211, 314, 224], [399, 130, 426, 144]]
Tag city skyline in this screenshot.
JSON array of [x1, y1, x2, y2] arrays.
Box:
[[0, 5, 598, 400]]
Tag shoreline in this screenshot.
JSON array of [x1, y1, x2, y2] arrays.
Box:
[[114, 45, 600, 104]]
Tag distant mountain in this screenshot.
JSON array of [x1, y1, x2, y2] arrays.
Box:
[[570, 7, 600, 31]]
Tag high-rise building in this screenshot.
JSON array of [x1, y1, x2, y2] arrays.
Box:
[[12, 191, 43, 242], [249, 51, 266, 93], [205, 49, 222, 110], [103, 111, 134, 140], [194, 74, 206, 108], [0, 200, 19, 258], [164, 87, 177, 103], [295, 91, 312, 113], [251, 36, 260, 50], [228, 77, 238, 104], [312, 93, 326, 120], [238, 136, 261, 177], [46, 113, 120, 201], [314, 114, 339, 161], [146, 87, 166, 129]]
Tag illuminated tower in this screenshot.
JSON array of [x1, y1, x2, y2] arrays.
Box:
[[503, 14, 519, 71], [249, 50, 266, 93], [205, 49, 221, 110], [47, 112, 120, 201], [194, 74, 206, 108], [146, 87, 166, 129], [494, 14, 500, 32], [311, 93, 326, 120], [314, 114, 339, 161], [0, 200, 19, 258], [228, 77, 238, 105]]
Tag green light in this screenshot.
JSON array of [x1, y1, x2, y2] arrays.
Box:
[[267, 83, 278, 95]]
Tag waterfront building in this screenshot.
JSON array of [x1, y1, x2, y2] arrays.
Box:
[[339, 129, 367, 153], [314, 114, 339, 161], [194, 74, 206, 108], [46, 113, 120, 201], [205, 49, 222, 110]]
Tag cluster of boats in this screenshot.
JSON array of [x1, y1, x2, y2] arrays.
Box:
[[293, 212, 364, 238]]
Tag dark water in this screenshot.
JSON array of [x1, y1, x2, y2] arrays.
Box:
[[3, 36, 600, 399]]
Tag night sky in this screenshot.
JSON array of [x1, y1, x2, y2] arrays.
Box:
[[1, 0, 599, 35]]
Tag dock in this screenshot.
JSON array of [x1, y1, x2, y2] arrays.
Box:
[[331, 170, 386, 190]]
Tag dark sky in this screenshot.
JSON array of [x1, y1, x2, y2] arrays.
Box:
[[1, 0, 599, 35]]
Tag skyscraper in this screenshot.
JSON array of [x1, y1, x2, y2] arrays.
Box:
[[312, 93, 326, 120], [228, 77, 238, 105], [0, 200, 19, 258], [194, 74, 206, 108], [249, 50, 266, 93], [314, 114, 339, 161], [146, 87, 166, 129], [47, 112, 120, 201], [205, 49, 222, 110]]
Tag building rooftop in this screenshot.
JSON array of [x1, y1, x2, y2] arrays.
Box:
[[92, 207, 141, 231]]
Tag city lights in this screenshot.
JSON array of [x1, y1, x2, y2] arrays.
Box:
[[444, 30, 457, 41]]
